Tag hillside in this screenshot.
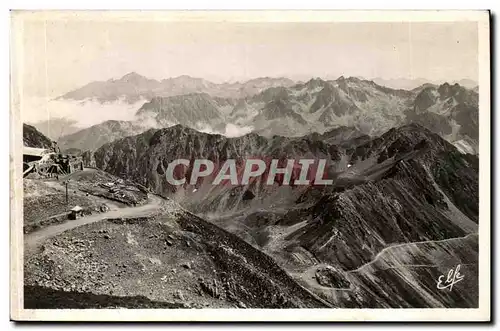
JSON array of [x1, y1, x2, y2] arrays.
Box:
[[24, 194, 327, 308], [23, 123, 52, 148]]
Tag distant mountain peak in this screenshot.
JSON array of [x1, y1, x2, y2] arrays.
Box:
[[170, 75, 202, 81], [122, 71, 141, 77], [305, 77, 327, 89], [118, 71, 152, 83]]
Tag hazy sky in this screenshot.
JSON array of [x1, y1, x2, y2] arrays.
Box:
[[17, 17, 479, 97]]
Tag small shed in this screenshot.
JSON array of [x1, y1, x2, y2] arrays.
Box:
[[69, 205, 84, 220]]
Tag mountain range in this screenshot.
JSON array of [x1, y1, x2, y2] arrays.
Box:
[[54, 74, 479, 154], [372, 77, 478, 90], [58, 72, 295, 103]]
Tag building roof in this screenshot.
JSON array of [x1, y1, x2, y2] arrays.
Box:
[[71, 205, 83, 212], [23, 146, 50, 157]]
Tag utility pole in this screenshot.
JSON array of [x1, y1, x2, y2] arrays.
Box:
[[65, 180, 69, 210]]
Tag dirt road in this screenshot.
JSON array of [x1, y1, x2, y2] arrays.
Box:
[[24, 194, 165, 254], [290, 233, 478, 293]]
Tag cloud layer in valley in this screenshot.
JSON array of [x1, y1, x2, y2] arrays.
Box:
[[22, 97, 148, 130], [23, 97, 254, 139], [195, 122, 254, 138]]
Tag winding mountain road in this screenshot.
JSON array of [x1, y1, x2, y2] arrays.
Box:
[[24, 194, 165, 254]]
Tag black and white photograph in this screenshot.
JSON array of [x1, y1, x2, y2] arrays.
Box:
[[9, 10, 491, 322]]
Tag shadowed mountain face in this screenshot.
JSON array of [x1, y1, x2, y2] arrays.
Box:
[[83, 123, 479, 308], [136, 93, 234, 129], [23, 124, 52, 148], [83, 124, 478, 217], [82, 124, 357, 200], [303, 126, 371, 147]]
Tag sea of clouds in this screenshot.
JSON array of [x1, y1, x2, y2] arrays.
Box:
[[195, 122, 254, 138], [22, 97, 148, 129], [23, 97, 255, 139]]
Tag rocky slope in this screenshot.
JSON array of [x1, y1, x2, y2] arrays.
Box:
[[23, 123, 52, 148], [256, 125, 478, 307], [24, 198, 327, 309], [281, 124, 478, 268]]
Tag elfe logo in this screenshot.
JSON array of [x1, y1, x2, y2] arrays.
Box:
[[164, 158, 334, 186]]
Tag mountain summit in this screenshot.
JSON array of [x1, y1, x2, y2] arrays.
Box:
[[117, 72, 153, 84]]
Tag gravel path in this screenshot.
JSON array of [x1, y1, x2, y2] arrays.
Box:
[[24, 194, 164, 254]]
